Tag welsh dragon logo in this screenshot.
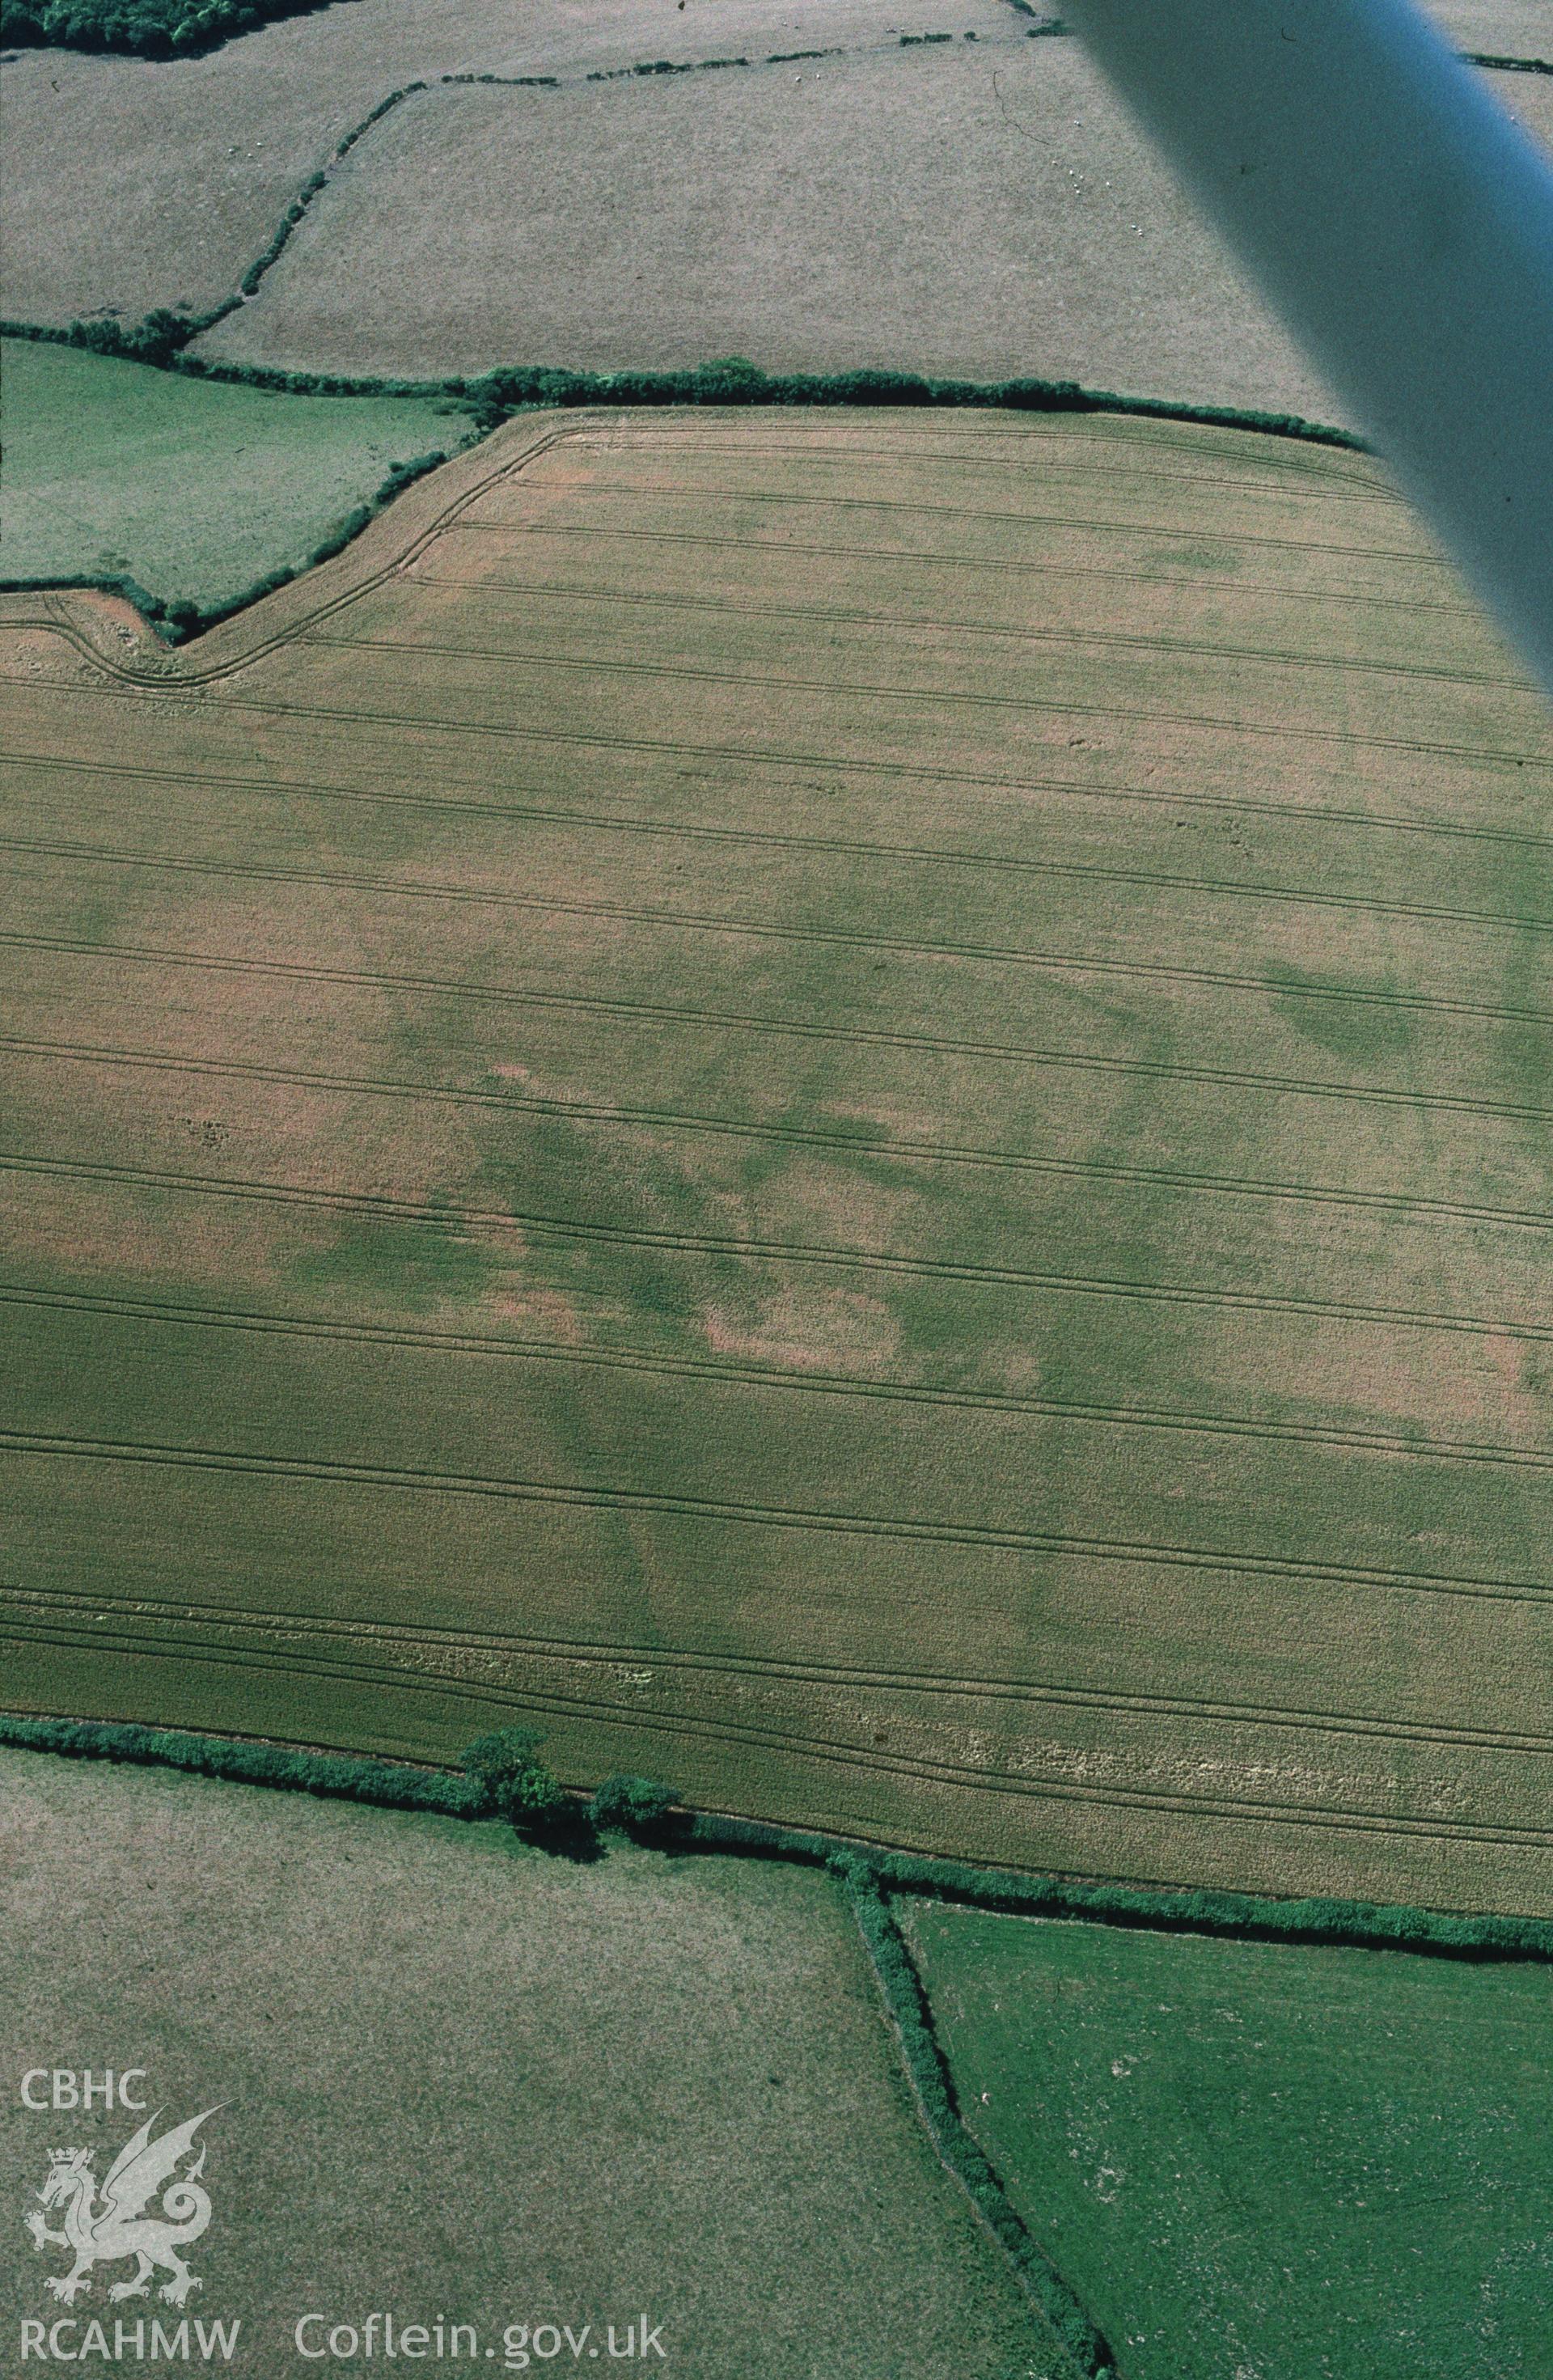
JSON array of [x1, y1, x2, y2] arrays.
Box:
[[25, 2107, 221, 2308]]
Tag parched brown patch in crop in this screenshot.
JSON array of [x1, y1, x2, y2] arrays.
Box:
[[703, 1284, 903, 1373], [0, 1168, 313, 1292]]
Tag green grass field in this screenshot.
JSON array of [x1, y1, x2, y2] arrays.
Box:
[[906, 1899, 1553, 2378], [0, 337, 467, 612], [4, 406, 1553, 1914]]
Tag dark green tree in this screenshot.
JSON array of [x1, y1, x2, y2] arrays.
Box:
[[590, 1773, 680, 1838], [461, 1726, 568, 1827]]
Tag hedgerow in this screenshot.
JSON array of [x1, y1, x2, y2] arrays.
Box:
[[0, 445, 450, 641], [2, 1708, 1545, 1963], [682, 1811, 1553, 1963], [3, 318, 1373, 643], [840, 1858, 1115, 2375], [0, 1710, 485, 1814], [3, 1707, 1547, 2374], [590, 1772, 682, 1838], [1463, 51, 1553, 74], [462, 1724, 568, 1826], [0, 568, 167, 617], [456, 354, 1366, 448], [6, 321, 1366, 453], [161, 443, 446, 633]]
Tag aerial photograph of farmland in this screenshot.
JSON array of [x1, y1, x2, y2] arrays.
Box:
[[2, 0, 1552, 2372]]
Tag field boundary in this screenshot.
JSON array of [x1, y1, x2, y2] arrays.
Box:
[[3, 306, 1369, 447], [0, 393, 1384, 670], [0, 1709, 1118, 2378], [0, 407, 573, 667], [842, 1859, 1114, 2376], [1463, 51, 1553, 75], [1, 0, 1542, 76], [5, 37, 1536, 382], [3, 29, 1527, 400], [0, 443, 456, 640], [7, 1706, 1553, 2372], [5, 1709, 1551, 1954], [3, 51, 1368, 469]]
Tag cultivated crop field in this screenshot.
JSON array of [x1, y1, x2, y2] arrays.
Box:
[[3, 407, 1553, 1913], [907, 1899, 1553, 2378], [0, 1749, 1048, 2378], [1, 337, 468, 614]]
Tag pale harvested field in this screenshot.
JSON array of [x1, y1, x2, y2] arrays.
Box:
[[0, 1750, 1047, 2377], [192, 44, 1327, 404], [1428, 0, 1553, 49], [5, 410, 1553, 1914], [0, 0, 1016, 325], [8, 17, 1547, 407]]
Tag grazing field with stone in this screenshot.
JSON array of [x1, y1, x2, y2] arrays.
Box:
[[0, 0, 1018, 328], [187, 46, 1551, 399], [0, 337, 468, 613], [3, 408, 1553, 1916], [906, 1898, 1553, 2379]]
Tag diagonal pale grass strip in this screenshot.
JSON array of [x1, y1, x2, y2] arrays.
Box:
[[2, 408, 1552, 1914]]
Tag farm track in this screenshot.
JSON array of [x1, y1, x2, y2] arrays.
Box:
[[14, 662, 1542, 780], [11, 996, 1553, 1230], [11, 1418, 1551, 1609], [8, 1276, 1553, 1479], [19, 808, 1553, 952], [11, 1571, 1553, 1759], [15, 740, 1553, 858], [590, 428, 1402, 493], [396, 577, 1511, 688], [425, 527, 1481, 618], [306, 620, 1532, 698], [6, 1601, 1551, 1861], [15, 899, 1553, 1042], [6, 410, 1553, 1911], [6, 1142, 1553, 1350], [18, 984, 1553, 1129], [15, 1598, 1551, 1859], [487, 479, 1450, 565]]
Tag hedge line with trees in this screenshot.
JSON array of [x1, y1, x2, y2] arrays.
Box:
[[2, 1710, 1547, 1962], [4, 312, 1368, 454], [0, 447, 449, 641], [2, 0, 347, 54], [6, 1709, 1547, 2377], [4, 316, 1371, 643], [842, 1857, 1115, 2376], [4, 62, 1371, 466]]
